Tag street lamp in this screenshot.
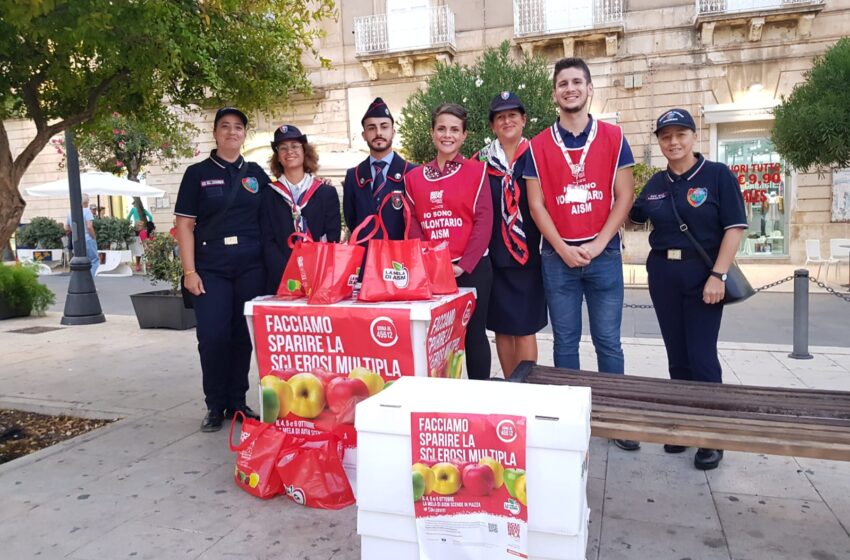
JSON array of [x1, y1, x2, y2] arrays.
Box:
[[61, 129, 105, 325]]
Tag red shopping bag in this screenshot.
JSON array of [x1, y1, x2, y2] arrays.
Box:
[[422, 240, 458, 295], [276, 430, 355, 510], [307, 216, 376, 305], [229, 411, 286, 499], [276, 232, 316, 298], [358, 196, 432, 302]]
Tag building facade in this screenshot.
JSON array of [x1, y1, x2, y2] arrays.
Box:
[[11, 0, 850, 262]]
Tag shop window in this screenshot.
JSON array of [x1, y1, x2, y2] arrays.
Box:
[[718, 135, 789, 257]]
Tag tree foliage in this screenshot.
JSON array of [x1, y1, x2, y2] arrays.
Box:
[[399, 42, 556, 164], [0, 0, 336, 250], [772, 37, 850, 171], [16, 216, 65, 249]]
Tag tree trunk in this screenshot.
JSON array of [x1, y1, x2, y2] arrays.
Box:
[[0, 169, 27, 256]]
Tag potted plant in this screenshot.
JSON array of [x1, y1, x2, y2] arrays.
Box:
[[17, 217, 65, 249], [129, 232, 195, 329], [0, 263, 55, 319]]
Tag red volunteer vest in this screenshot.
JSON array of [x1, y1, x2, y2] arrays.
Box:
[[405, 159, 487, 260], [529, 120, 623, 241]]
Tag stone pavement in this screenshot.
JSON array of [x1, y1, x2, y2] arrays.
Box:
[[1, 313, 849, 560]]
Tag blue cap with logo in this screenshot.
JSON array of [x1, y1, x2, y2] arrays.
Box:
[[488, 91, 526, 122], [214, 107, 248, 127], [271, 124, 307, 150], [654, 108, 696, 135]]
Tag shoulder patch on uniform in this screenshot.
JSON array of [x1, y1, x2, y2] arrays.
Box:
[[242, 177, 259, 194], [687, 187, 707, 207]]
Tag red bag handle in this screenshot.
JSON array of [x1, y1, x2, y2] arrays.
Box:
[[228, 411, 277, 452], [287, 231, 314, 249], [348, 214, 378, 246], [374, 193, 413, 240]]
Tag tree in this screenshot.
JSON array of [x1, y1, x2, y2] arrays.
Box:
[[772, 37, 850, 171], [0, 0, 335, 251], [399, 41, 555, 164]]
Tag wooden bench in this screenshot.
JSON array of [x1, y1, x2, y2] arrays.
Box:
[[509, 362, 850, 462]]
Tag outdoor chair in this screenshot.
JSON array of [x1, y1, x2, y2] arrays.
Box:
[[829, 238, 850, 281], [805, 239, 838, 280]]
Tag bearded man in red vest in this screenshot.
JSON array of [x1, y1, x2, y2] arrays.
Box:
[[524, 57, 639, 451]]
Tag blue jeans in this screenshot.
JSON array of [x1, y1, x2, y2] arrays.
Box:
[[85, 238, 99, 277], [541, 243, 624, 373]]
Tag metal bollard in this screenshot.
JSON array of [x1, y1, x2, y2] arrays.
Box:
[[788, 268, 813, 360]]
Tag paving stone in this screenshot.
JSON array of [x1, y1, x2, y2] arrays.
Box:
[[90, 456, 218, 500], [706, 452, 821, 501], [67, 520, 219, 560], [716, 493, 850, 560], [795, 456, 850, 530], [598, 516, 731, 560]]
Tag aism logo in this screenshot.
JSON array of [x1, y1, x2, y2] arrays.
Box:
[[383, 261, 410, 288], [430, 190, 444, 204]]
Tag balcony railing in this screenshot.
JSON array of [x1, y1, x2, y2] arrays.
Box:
[[514, 0, 623, 37], [696, 0, 824, 15], [354, 5, 455, 56]]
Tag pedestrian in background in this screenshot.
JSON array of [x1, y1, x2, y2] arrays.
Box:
[[630, 108, 747, 470], [66, 193, 99, 277], [174, 107, 270, 432]]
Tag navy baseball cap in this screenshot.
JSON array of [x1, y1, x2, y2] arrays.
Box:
[[272, 124, 307, 149], [654, 108, 696, 135], [214, 107, 248, 127], [489, 91, 526, 121]]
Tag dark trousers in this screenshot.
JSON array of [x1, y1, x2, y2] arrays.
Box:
[[192, 239, 265, 411], [647, 252, 723, 383], [457, 256, 493, 380]]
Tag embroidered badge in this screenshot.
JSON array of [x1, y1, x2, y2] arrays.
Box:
[[501, 91, 510, 100], [279, 125, 288, 134], [384, 107, 390, 116], [646, 192, 667, 201], [687, 187, 707, 207], [391, 191, 404, 210], [242, 177, 259, 193], [200, 179, 225, 187]]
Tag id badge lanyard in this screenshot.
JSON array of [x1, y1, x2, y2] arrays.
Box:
[[552, 119, 598, 203]]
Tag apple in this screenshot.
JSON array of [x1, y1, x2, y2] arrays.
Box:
[[260, 386, 279, 423], [504, 468, 525, 499], [411, 463, 435, 495], [349, 367, 385, 396], [248, 472, 260, 489], [462, 464, 495, 496], [287, 373, 326, 418], [326, 377, 370, 413], [268, 368, 298, 382], [412, 470, 426, 501], [515, 473, 527, 506], [261, 375, 293, 419], [431, 463, 461, 495], [311, 367, 345, 390], [478, 456, 504, 489]]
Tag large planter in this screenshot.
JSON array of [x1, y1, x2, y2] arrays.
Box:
[[130, 290, 196, 330], [0, 298, 31, 320]]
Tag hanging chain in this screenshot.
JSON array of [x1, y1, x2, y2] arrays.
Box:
[[808, 276, 850, 303], [753, 275, 795, 293]]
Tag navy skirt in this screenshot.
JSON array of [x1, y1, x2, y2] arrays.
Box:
[[486, 265, 547, 335]]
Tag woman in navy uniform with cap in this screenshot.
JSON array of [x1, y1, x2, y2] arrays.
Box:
[[475, 92, 547, 378], [260, 124, 341, 294], [174, 107, 271, 432], [630, 108, 747, 470]]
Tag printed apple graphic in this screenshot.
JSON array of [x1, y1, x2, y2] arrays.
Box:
[[412, 470, 426, 502], [349, 367, 385, 396], [311, 367, 345, 390], [325, 377, 370, 413], [269, 368, 298, 382], [478, 456, 504, 489], [261, 375, 293, 419], [287, 373, 326, 418], [515, 473, 527, 506], [503, 468, 525, 499], [260, 386, 279, 423], [431, 462, 462, 495], [462, 464, 495, 496], [411, 463, 436, 495]]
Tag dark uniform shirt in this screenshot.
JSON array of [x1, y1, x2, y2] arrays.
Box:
[[174, 150, 270, 241], [630, 153, 748, 250]]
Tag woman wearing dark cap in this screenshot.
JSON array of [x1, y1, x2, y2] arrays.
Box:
[[476, 92, 547, 378], [174, 107, 271, 432], [260, 124, 341, 294], [405, 103, 493, 380], [630, 108, 747, 470]]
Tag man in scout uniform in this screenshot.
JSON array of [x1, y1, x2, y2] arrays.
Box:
[[343, 97, 415, 240], [524, 58, 640, 451]]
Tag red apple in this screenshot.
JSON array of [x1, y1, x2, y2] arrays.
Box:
[[462, 464, 495, 496], [269, 368, 298, 382], [326, 377, 370, 413], [312, 368, 345, 390]]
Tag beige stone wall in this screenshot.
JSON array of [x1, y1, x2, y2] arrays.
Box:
[[10, 0, 850, 261]]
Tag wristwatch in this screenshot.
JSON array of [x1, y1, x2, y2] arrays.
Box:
[[710, 271, 728, 281]]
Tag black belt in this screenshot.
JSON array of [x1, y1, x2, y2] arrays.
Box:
[[650, 248, 716, 261], [200, 235, 259, 246]]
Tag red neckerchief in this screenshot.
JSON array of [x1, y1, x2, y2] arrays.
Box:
[[269, 177, 322, 233], [479, 139, 530, 265]]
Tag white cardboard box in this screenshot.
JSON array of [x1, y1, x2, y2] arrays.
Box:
[[354, 377, 591, 536], [358, 508, 590, 560]]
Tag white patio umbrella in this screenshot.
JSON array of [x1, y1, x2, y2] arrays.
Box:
[[25, 172, 166, 198]]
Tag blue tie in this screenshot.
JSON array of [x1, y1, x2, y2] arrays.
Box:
[[372, 161, 387, 195]]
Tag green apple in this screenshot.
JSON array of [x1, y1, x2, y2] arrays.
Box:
[[412, 470, 426, 501], [504, 468, 525, 498], [261, 386, 280, 423]]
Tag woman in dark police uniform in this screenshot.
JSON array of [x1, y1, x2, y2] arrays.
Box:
[[476, 92, 546, 378], [260, 124, 341, 294], [174, 107, 271, 432], [630, 108, 747, 470]]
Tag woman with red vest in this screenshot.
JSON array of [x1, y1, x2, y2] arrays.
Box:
[[475, 92, 547, 378], [405, 103, 494, 380], [260, 124, 341, 294]]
